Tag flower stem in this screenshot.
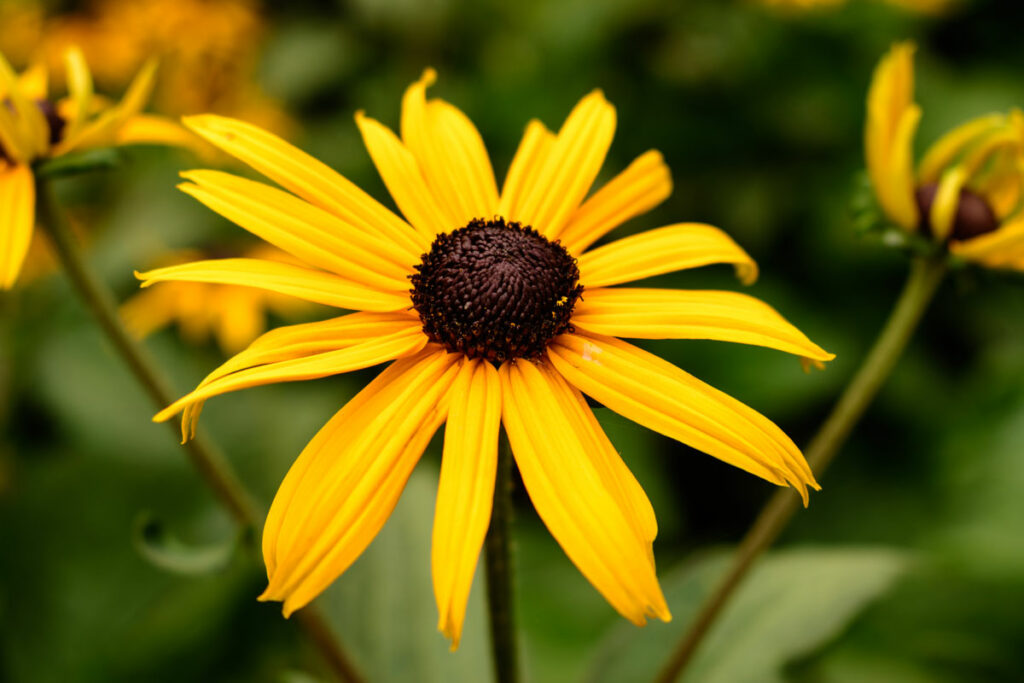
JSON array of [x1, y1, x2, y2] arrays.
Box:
[[34, 176, 365, 683], [654, 253, 948, 683], [485, 435, 520, 683]]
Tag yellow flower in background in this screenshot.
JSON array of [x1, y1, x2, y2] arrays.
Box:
[[0, 48, 184, 289], [138, 70, 833, 646], [43, 0, 289, 134], [866, 43, 1024, 270], [122, 246, 314, 354]]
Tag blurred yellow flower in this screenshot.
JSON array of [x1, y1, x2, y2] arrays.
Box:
[[0, 48, 185, 289], [139, 70, 831, 646], [43, 0, 289, 133], [866, 42, 1024, 271], [122, 246, 314, 354]]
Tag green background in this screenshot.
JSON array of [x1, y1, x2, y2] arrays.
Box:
[[2, 0, 1023, 681]]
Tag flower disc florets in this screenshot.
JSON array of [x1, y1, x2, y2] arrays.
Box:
[[915, 183, 998, 241], [410, 217, 583, 362]]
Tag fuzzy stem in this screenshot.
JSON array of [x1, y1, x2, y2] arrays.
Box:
[[35, 176, 365, 683], [655, 254, 948, 683], [485, 435, 520, 683]]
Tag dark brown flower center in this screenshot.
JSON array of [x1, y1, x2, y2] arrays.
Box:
[[915, 183, 999, 242], [0, 99, 65, 163], [410, 217, 583, 362]]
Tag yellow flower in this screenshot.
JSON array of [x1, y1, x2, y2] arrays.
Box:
[[0, 47, 183, 289], [139, 70, 833, 647], [866, 43, 1024, 270], [122, 246, 314, 354]]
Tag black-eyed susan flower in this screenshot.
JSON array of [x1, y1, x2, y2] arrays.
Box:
[[866, 42, 1024, 270], [122, 245, 314, 354], [0, 47, 184, 289], [139, 70, 833, 647]]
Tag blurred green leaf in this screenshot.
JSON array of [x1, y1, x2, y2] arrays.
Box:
[[585, 547, 910, 683], [133, 512, 244, 576], [34, 148, 122, 179]]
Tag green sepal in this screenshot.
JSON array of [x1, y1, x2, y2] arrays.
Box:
[[34, 147, 123, 179]]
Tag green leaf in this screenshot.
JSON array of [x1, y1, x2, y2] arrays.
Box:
[[585, 547, 910, 683], [315, 465, 492, 683], [34, 147, 123, 178], [132, 512, 244, 575]]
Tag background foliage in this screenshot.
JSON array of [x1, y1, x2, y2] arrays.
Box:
[[1, 0, 1023, 681]]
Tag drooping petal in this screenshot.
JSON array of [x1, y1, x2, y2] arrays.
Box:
[[559, 150, 672, 255], [0, 164, 35, 289], [498, 119, 555, 220], [515, 90, 616, 240], [865, 42, 920, 230], [179, 170, 416, 288], [577, 223, 757, 288], [500, 360, 669, 625], [401, 69, 499, 227], [572, 288, 834, 362], [17, 62, 47, 101], [432, 359, 501, 649], [260, 348, 461, 616], [178, 311, 422, 441], [136, 258, 412, 312], [182, 115, 426, 256], [547, 331, 818, 503], [950, 216, 1024, 270], [355, 110, 457, 237]]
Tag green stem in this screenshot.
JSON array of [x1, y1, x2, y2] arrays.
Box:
[[654, 254, 948, 683], [485, 435, 520, 683], [34, 176, 365, 683]]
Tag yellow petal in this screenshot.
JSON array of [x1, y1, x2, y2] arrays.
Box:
[[433, 359, 501, 649], [515, 90, 616, 239], [214, 287, 266, 354], [17, 62, 47, 101], [116, 113, 199, 150], [918, 113, 1006, 185], [547, 331, 818, 503], [355, 110, 457, 237], [401, 69, 499, 226], [154, 322, 427, 425], [500, 360, 669, 625], [59, 58, 158, 154], [0, 164, 36, 289], [62, 47, 94, 144], [950, 216, 1024, 269], [182, 115, 426, 256], [0, 58, 41, 160], [928, 165, 967, 241], [865, 42, 920, 230], [261, 348, 461, 616], [578, 223, 757, 288], [179, 171, 415, 289], [178, 311, 421, 441], [559, 150, 672, 255], [136, 258, 411, 312], [498, 119, 555, 220], [537, 361, 657, 548], [572, 288, 834, 362]]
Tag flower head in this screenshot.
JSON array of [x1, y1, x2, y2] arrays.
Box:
[[141, 70, 833, 647], [866, 42, 1024, 270], [0, 47, 183, 289]]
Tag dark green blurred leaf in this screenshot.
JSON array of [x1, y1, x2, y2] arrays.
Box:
[[34, 148, 122, 179], [133, 512, 243, 576], [585, 547, 909, 683]]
